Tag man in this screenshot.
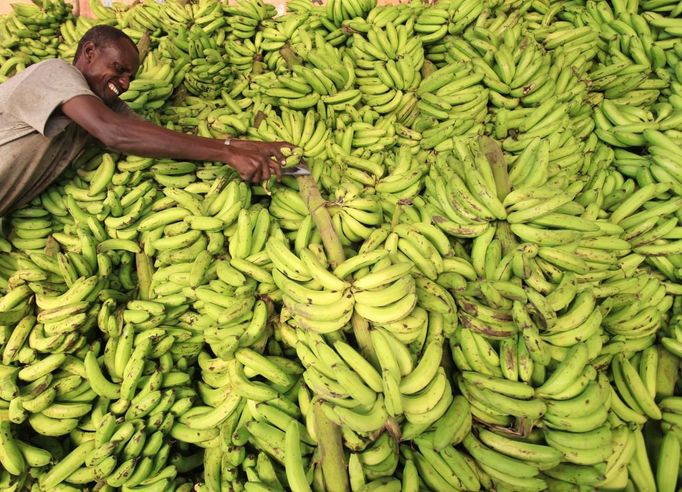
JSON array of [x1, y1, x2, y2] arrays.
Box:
[[0, 25, 290, 217]]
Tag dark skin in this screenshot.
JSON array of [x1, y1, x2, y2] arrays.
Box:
[[62, 37, 289, 183]]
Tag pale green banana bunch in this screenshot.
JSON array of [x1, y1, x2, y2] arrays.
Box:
[[268, 186, 310, 231], [183, 26, 234, 100], [119, 51, 177, 115], [250, 108, 328, 160], [119, 0, 166, 36], [325, 0, 375, 28], [0, 0, 71, 81], [422, 136, 504, 238], [327, 182, 384, 244]]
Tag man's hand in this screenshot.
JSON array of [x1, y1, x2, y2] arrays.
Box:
[[227, 141, 295, 183]]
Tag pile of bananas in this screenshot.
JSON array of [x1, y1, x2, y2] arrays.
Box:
[[119, 51, 179, 115], [7, 0, 682, 490], [0, 0, 72, 82]]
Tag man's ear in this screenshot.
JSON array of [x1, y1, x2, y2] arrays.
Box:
[[83, 42, 97, 63]]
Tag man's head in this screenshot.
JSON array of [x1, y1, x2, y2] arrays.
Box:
[[73, 25, 139, 106]]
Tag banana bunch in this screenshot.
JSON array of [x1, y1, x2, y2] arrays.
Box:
[[357, 24, 424, 91], [414, 5, 453, 45], [157, 28, 191, 67], [264, 45, 348, 105], [597, 7, 669, 71], [268, 186, 309, 231], [286, 0, 315, 14], [423, 137, 505, 239], [275, 242, 354, 333], [351, 255, 416, 325], [285, 46, 360, 111], [297, 324, 454, 438], [641, 129, 682, 197], [660, 310, 682, 360], [53, 338, 197, 489], [456, 338, 546, 420], [415, 62, 488, 142], [462, 432, 554, 491], [595, 99, 661, 152], [325, 0, 376, 28], [0, 351, 99, 444], [9, 0, 72, 42], [58, 15, 112, 60], [250, 108, 328, 160], [0, 51, 32, 84], [326, 182, 384, 244], [349, 432, 400, 485], [4, 206, 56, 253], [608, 351, 662, 427], [158, 93, 228, 135], [348, 24, 423, 124], [329, 117, 399, 167], [156, 0, 193, 33], [119, 51, 177, 114], [293, 331, 386, 434], [226, 38, 267, 75], [260, 13, 311, 52], [0, 0, 71, 81], [372, 145, 424, 199], [591, 62, 662, 112], [144, 182, 250, 267], [181, 25, 233, 100], [602, 275, 669, 341], [204, 97, 252, 140], [225, 0, 276, 39], [323, 141, 386, 189], [191, 0, 229, 37], [119, 0, 165, 37], [87, 0, 120, 22]]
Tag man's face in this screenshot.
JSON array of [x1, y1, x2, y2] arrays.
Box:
[[80, 39, 139, 106]]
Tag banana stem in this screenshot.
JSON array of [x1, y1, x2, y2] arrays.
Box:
[[297, 175, 346, 268], [280, 45, 303, 70], [135, 252, 154, 300], [313, 402, 350, 492], [478, 136, 517, 254], [478, 135, 510, 200], [297, 175, 350, 492], [351, 311, 377, 367], [136, 30, 151, 64]]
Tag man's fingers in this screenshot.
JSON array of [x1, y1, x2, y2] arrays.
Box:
[[252, 167, 262, 184], [275, 142, 295, 157], [261, 162, 271, 182], [270, 161, 282, 182], [242, 165, 257, 183], [272, 151, 287, 167]]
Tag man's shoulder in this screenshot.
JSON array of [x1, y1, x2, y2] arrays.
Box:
[[23, 59, 93, 97], [33, 58, 83, 77], [4, 58, 83, 87], [21, 58, 73, 74]]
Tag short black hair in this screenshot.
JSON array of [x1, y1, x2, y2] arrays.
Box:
[[74, 25, 138, 62]]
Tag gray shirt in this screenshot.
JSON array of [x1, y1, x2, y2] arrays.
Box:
[[0, 58, 132, 216]]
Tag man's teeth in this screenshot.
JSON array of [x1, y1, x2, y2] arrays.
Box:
[[108, 82, 119, 95]]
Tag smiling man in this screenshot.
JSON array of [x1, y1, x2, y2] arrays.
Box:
[[0, 25, 290, 217]]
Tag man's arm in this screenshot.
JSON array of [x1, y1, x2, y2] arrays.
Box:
[[62, 94, 286, 182]]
